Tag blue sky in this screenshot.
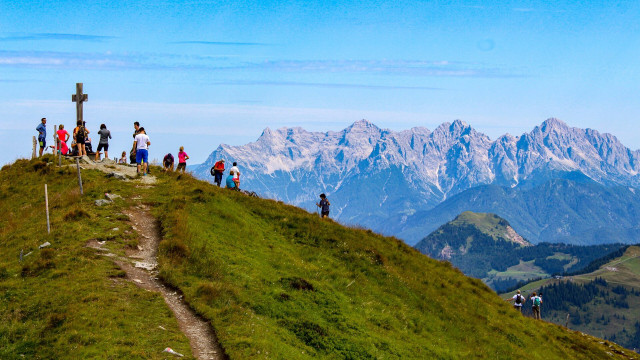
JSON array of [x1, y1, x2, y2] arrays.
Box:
[[1, 0, 639, 165]]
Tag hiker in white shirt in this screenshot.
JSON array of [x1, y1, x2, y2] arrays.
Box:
[[507, 289, 526, 312], [134, 127, 151, 175]]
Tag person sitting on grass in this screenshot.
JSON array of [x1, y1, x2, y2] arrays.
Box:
[[119, 151, 127, 164], [226, 170, 239, 191]]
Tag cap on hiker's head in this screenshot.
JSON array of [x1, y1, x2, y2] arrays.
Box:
[[320, 193, 326, 198], [221, 159, 225, 162]]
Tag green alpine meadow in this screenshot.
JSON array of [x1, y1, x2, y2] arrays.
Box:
[[0, 156, 635, 359]]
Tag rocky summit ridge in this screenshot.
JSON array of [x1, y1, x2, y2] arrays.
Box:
[[193, 118, 640, 242]]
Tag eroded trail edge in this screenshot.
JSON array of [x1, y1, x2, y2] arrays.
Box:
[[121, 205, 226, 360]]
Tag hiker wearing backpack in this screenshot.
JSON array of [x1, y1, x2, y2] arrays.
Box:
[[508, 289, 526, 312], [73, 120, 87, 157], [530, 292, 542, 320], [211, 159, 225, 187]]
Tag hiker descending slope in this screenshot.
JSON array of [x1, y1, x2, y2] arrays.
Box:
[[530, 292, 542, 320], [507, 289, 526, 312]]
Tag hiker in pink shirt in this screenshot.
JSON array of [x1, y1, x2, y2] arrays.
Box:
[[56, 124, 70, 155], [177, 146, 189, 173]]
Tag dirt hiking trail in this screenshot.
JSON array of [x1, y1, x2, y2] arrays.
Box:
[[121, 205, 226, 360]]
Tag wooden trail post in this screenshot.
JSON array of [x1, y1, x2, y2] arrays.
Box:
[[72, 83, 88, 125], [53, 125, 58, 165], [45, 184, 50, 234], [76, 158, 83, 195], [32, 136, 37, 159]]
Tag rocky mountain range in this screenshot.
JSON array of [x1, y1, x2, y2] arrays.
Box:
[[193, 118, 640, 245]]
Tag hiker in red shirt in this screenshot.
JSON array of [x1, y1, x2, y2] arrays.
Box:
[[211, 159, 225, 187]]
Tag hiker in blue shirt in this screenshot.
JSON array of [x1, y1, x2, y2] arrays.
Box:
[[316, 193, 330, 218], [226, 170, 238, 190], [36, 118, 47, 157]]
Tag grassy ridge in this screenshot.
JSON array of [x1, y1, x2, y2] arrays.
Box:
[[149, 172, 632, 359], [0, 157, 194, 359]]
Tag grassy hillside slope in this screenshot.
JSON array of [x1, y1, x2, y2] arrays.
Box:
[[0, 157, 193, 359], [501, 246, 640, 350], [0, 157, 635, 359]]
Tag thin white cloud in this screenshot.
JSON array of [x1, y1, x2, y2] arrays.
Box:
[[0, 33, 116, 42], [0, 50, 520, 78]]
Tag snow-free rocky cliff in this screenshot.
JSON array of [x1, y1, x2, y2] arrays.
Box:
[[194, 118, 640, 245]]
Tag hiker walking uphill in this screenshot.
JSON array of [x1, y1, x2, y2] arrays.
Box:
[[316, 193, 331, 218], [530, 292, 542, 320], [36, 118, 47, 157], [134, 127, 151, 175], [507, 290, 526, 312], [211, 159, 225, 187]]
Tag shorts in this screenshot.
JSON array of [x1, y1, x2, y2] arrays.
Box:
[[163, 160, 173, 168], [177, 163, 186, 171], [136, 149, 149, 164], [38, 137, 46, 149], [97, 143, 109, 152], [321, 211, 330, 217]]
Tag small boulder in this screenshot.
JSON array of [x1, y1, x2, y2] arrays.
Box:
[[95, 199, 112, 206]]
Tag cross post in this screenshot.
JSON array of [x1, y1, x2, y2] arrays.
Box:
[[71, 83, 88, 125]]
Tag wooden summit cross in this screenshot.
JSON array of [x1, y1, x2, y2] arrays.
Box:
[[71, 83, 88, 124]]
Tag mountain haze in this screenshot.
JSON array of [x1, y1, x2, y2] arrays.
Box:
[[193, 119, 640, 245]]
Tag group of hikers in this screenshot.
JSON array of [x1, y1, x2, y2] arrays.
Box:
[[36, 117, 112, 160], [37, 117, 332, 216], [36, 118, 183, 177], [508, 289, 543, 320]]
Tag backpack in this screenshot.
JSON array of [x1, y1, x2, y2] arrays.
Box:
[[533, 297, 541, 307], [515, 294, 522, 305]]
